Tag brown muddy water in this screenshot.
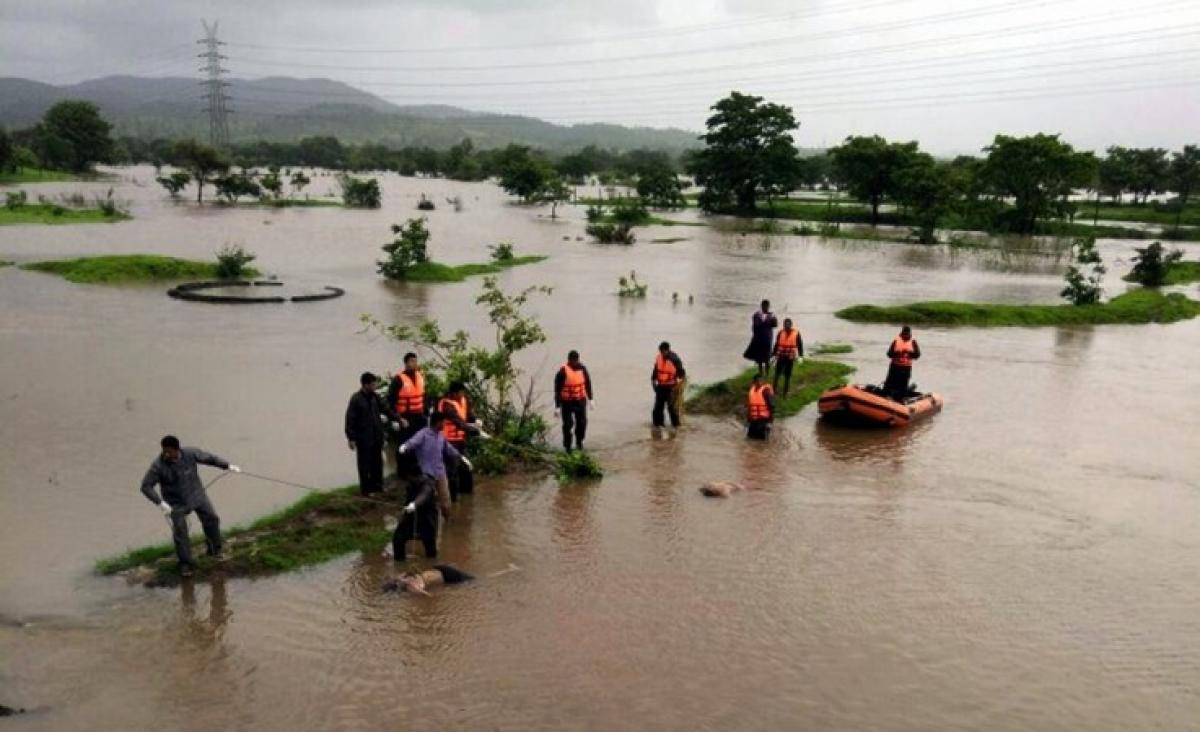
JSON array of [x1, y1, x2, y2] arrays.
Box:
[[1, 167, 1198, 730]]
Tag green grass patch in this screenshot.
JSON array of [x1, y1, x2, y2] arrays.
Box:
[[0, 260, 13, 268], [94, 485, 395, 584], [597, 213, 703, 227], [398, 255, 547, 283], [0, 204, 130, 226], [813, 343, 854, 355], [836, 288, 1200, 326], [686, 360, 856, 420], [23, 255, 260, 284], [554, 450, 604, 482], [1122, 260, 1200, 286], [0, 167, 85, 184], [226, 198, 343, 209], [1075, 201, 1200, 227]]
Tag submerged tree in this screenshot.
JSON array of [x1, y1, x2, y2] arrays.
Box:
[[155, 171, 191, 199], [981, 134, 1094, 234], [1061, 237, 1105, 305], [338, 173, 382, 208], [894, 154, 956, 244], [636, 164, 686, 209], [378, 218, 431, 279], [171, 139, 229, 204], [1127, 241, 1183, 287], [830, 135, 921, 226], [689, 92, 801, 214], [32, 100, 114, 172]]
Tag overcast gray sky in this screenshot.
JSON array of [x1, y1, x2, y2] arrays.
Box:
[[3, 0, 1199, 153]]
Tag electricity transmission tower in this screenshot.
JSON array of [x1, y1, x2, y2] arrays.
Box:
[[198, 20, 231, 149]]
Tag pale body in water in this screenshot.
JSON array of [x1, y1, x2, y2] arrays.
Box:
[[699, 481, 746, 498]]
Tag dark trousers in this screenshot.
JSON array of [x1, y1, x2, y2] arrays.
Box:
[[883, 365, 912, 401], [170, 495, 222, 567], [446, 441, 473, 500], [773, 357, 795, 394], [747, 419, 772, 440], [395, 412, 428, 477], [652, 385, 680, 427], [560, 400, 588, 450], [393, 475, 439, 560], [355, 439, 384, 495]]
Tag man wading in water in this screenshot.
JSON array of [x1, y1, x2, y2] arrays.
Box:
[[395, 412, 472, 560], [140, 435, 240, 577]]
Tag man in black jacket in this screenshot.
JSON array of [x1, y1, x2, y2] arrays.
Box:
[[345, 372, 398, 495]]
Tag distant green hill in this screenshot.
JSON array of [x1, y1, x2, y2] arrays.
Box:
[[0, 75, 700, 153]]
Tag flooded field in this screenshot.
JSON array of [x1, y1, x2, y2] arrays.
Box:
[[1, 167, 1198, 730]]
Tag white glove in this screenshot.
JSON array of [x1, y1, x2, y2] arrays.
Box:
[[461, 457, 473, 470], [477, 428, 491, 440], [404, 502, 416, 514], [398, 445, 408, 455], [159, 501, 174, 517], [390, 421, 400, 431], [228, 465, 241, 473], [379, 414, 388, 423], [589, 400, 596, 410]]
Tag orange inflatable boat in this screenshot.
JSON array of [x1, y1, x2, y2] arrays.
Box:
[[817, 384, 944, 428]]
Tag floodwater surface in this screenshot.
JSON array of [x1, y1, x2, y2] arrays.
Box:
[[1, 168, 1198, 730]]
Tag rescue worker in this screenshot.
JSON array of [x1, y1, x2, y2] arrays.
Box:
[[554, 350, 594, 452], [651, 341, 686, 429], [771, 318, 804, 397], [345, 371, 398, 495], [746, 373, 775, 439], [883, 325, 921, 401], [742, 300, 778, 376], [140, 435, 241, 577], [436, 381, 489, 500], [395, 412, 471, 561], [387, 352, 427, 476]]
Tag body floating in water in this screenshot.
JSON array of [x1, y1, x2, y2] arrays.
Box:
[[699, 481, 747, 498], [383, 564, 475, 596]]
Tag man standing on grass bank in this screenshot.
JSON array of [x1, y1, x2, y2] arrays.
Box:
[[554, 350, 594, 452], [395, 412, 472, 560], [652, 341, 686, 430], [772, 318, 804, 397], [140, 435, 240, 577], [388, 352, 428, 477], [345, 371, 398, 496]]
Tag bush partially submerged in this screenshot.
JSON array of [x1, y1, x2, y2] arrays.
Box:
[[587, 221, 636, 245], [338, 173, 382, 208], [554, 450, 604, 482], [1125, 241, 1184, 287], [215, 243, 256, 279]]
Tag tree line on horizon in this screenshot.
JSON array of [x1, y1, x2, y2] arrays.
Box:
[[2, 97, 1197, 236]]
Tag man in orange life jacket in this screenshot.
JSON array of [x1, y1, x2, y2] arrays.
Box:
[[436, 381, 489, 501], [746, 373, 776, 440], [387, 352, 428, 477], [651, 341, 686, 429], [883, 325, 921, 401], [772, 317, 804, 397], [554, 350, 594, 452]]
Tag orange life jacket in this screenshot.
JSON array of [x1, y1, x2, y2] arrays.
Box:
[[438, 395, 468, 443], [395, 370, 425, 415], [891, 337, 915, 368], [654, 353, 679, 386], [748, 383, 773, 421], [775, 328, 800, 360], [560, 364, 588, 401]]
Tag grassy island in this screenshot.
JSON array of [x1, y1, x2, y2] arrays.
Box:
[[1122, 261, 1200, 286], [23, 255, 259, 284], [686, 360, 855, 420], [96, 485, 390, 585], [397, 255, 547, 283], [0, 204, 130, 226], [836, 289, 1200, 326]]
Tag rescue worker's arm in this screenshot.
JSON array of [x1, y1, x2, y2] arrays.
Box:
[[887, 342, 896, 359], [445, 406, 471, 434], [399, 429, 426, 454], [772, 332, 782, 356], [911, 340, 921, 360], [670, 353, 686, 379], [140, 464, 165, 505], [554, 367, 566, 408], [189, 448, 230, 470], [583, 366, 594, 400]]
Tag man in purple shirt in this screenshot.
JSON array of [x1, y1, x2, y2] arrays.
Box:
[[394, 412, 472, 560]]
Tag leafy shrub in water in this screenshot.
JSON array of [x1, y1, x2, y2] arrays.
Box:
[[94, 188, 121, 216], [554, 450, 604, 483], [618, 270, 648, 298], [610, 200, 650, 226], [4, 190, 27, 209], [1126, 241, 1183, 287], [585, 204, 605, 223], [338, 173, 381, 208], [378, 218, 431, 279], [1061, 236, 1105, 305], [156, 171, 191, 198], [489, 241, 515, 262], [214, 172, 262, 203], [586, 222, 636, 245], [215, 243, 256, 280]]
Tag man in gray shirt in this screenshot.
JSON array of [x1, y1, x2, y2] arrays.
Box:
[[140, 435, 240, 576]]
